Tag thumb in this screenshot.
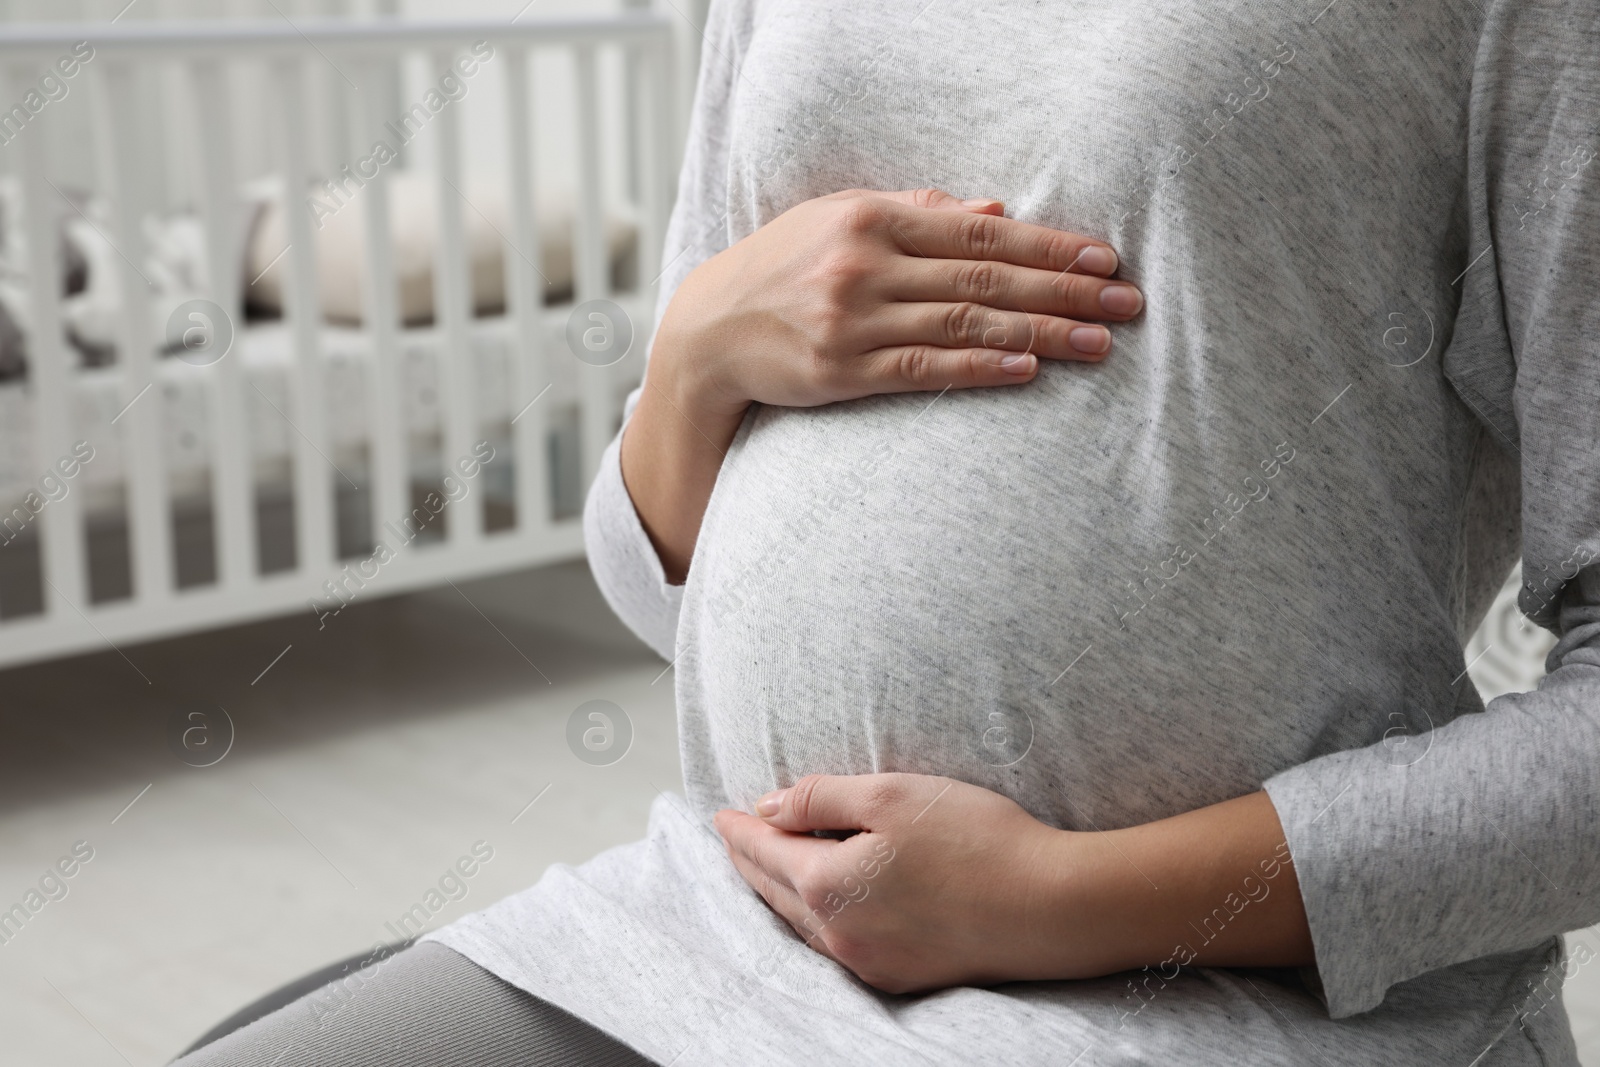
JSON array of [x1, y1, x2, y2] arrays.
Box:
[[753, 773, 890, 832], [828, 187, 1005, 216]]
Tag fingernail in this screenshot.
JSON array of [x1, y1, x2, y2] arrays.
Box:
[[1069, 326, 1111, 355], [1100, 284, 1143, 316], [996, 352, 1036, 375], [961, 197, 1002, 210], [755, 790, 786, 817], [1076, 246, 1117, 275]]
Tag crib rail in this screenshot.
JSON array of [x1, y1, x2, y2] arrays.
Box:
[[0, 16, 676, 669], [0, 16, 672, 52]]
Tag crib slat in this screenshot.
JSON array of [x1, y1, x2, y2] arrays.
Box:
[[357, 57, 407, 555], [92, 60, 173, 605], [503, 46, 551, 535], [638, 38, 673, 333], [572, 44, 610, 490], [273, 57, 335, 576], [431, 48, 481, 546], [316, 63, 352, 185], [621, 0, 656, 207], [191, 59, 256, 591], [11, 64, 87, 615], [230, 55, 269, 193], [145, 62, 181, 211], [622, 34, 675, 463], [620, 44, 642, 208]]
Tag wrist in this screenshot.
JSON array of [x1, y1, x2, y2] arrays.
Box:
[[648, 314, 751, 425], [621, 334, 746, 583], [1036, 794, 1314, 980], [1030, 827, 1164, 979]]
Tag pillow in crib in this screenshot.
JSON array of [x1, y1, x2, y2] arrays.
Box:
[[246, 172, 637, 325]]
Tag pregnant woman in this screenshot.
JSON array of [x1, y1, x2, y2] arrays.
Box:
[[178, 0, 1599, 1064]]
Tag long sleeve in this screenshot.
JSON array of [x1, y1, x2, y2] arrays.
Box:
[[581, 0, 755, 660], [1262, 0, 1600, 1019]]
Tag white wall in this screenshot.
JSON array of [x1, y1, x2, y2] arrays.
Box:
[[0, 0, 706, 230]]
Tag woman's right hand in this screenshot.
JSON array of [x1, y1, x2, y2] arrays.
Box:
[[650, 187, 1142, 418], [619, 188, 1141, 583]]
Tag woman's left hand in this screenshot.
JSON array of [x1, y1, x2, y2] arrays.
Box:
[[715, 773, 1315, 995], [713, 773, 1130, 993]]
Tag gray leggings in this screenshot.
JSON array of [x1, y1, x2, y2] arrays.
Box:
[[171, 942, 657, 1066]]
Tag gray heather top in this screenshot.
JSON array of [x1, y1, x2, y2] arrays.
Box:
[[429, 1, 1600, 1063]]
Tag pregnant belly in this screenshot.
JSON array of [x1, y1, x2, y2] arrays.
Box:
[[676, 372, 1413, 830]]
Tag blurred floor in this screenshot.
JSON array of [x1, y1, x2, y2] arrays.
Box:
[[0, 560, 680, 1065], [1, 560, 1597, 1065]]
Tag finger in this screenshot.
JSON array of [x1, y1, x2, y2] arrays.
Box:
[[723, 846, 844, 958], [889, 257, 1144, 322], [821, 187, 1006, 217], [848, 344, 1046, 393], [870, 302, 1112, 362], [715, 809, 829, 889], [754, 774, 906, 834], [873, 199, 1120, 277]]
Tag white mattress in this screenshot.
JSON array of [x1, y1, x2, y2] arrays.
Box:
[[0, 302, 639, 517]]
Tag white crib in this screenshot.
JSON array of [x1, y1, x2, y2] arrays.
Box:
[[0, 13, 678, 669]]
